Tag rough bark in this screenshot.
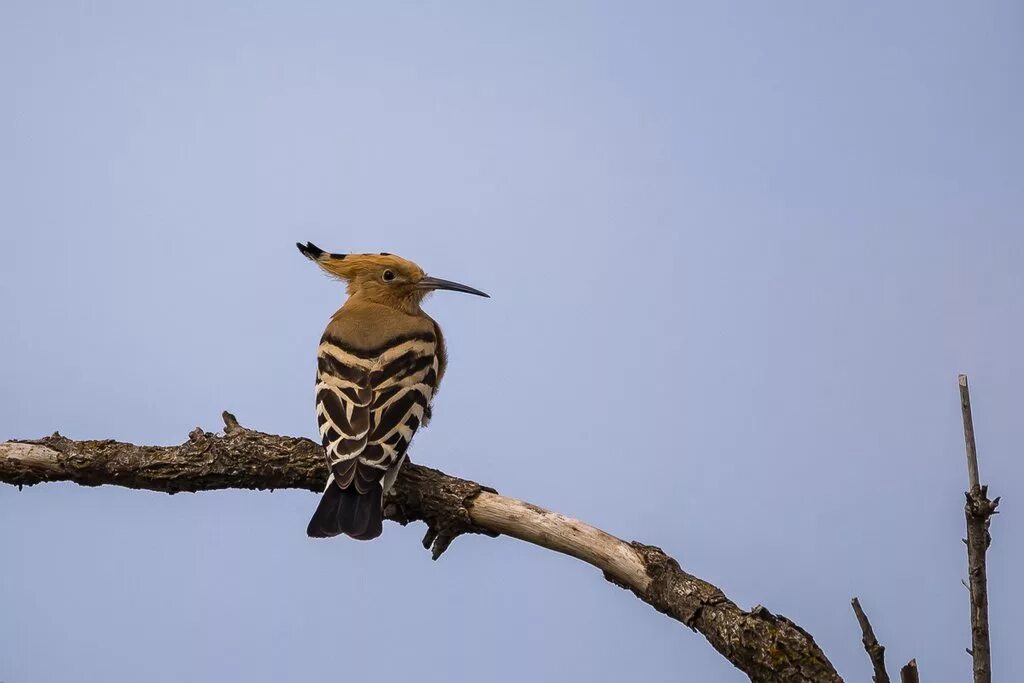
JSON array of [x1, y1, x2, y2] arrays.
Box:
[[958, 374, 998, 683], [851, 597, 891, 683], [0, 411, 841, 683]]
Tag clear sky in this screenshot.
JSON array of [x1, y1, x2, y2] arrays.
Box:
[[1, 2, 1021, 681]]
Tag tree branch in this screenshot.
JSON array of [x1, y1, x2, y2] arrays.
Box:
[[1, 412, 842, 682], [958, 374, 998, 683], [851, 597, 891, 683]]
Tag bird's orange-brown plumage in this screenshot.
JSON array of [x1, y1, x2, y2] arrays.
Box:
[[297, 242, 483, 540]]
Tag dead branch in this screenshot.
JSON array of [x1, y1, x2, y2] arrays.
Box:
[[851, 597, 891, 683], [0, 411, 841, 683], [958, 374, 998, 683]]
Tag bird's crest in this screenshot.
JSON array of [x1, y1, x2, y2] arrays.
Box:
[[297, 242, 425, 283]]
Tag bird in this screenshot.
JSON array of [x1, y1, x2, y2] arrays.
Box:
[[297, 242, 488, 540]]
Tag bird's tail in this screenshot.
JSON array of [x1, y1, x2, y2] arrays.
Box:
[[307, 481, 383, 540]]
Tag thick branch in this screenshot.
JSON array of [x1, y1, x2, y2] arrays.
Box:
[[1, 413, 841, 683], [958, 375, 997, 683], [851, 597, 891, 683]]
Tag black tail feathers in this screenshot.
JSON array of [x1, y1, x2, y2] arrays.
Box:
[[307, 485, 383, 540]]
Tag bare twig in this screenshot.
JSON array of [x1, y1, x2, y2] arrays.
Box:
[[958, 374, 998, 683], [899, 658, 919, 683], [0, 412, 842, 683], [960, 374, 981, 492], [851, 597, 891, 683]]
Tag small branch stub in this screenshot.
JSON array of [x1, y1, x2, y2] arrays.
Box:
[[222, 410, 242, 434], [899, 658, 919, 683]]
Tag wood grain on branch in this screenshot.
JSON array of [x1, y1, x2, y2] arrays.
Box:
[[0, 412, 841, 683]]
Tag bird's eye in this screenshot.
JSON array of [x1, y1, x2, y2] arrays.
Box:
[[382, 270, 396, 281]]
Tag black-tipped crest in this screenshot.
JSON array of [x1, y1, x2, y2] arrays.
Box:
[[296, 241, 325, 260], [297, 241, 349, 261]]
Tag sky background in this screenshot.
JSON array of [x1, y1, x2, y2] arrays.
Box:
[[1, 2, 1021, 681]]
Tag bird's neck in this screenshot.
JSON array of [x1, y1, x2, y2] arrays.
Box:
[[346, 290, 423, 317]]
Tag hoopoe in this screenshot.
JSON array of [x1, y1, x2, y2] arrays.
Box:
[[297, 242, 488, 540]]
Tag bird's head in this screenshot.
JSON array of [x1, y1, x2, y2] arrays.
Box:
[[297, 242, 488, 311]]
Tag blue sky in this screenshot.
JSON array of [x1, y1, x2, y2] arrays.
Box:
[[1, 2, 1021, 681]]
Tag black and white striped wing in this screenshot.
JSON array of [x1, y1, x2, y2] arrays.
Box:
[[316, 334, 438, 494]]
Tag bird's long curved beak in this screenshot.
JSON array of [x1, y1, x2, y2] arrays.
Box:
[[417, 276, 489, 298]]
